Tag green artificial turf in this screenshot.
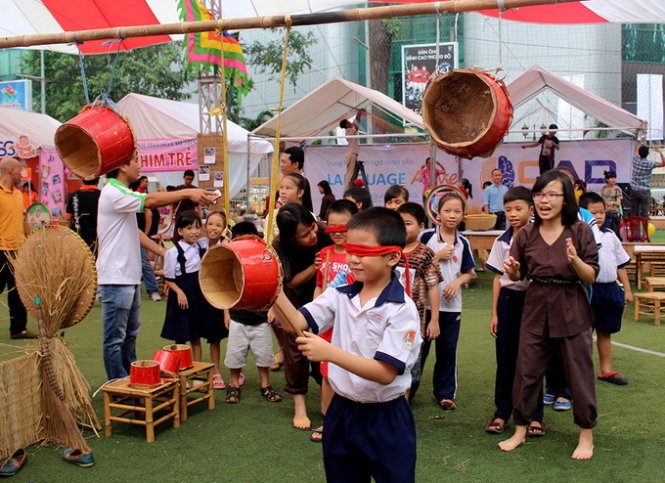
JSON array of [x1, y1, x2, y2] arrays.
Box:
[[1, 276, 664, 482]]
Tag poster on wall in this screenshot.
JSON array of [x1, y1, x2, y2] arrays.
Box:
[[0, 80, 32, 110], [137, 138, 198, 172], [401, 42, 458, 115], [304, 139, 634, 214], [38, 149, 66, 218]]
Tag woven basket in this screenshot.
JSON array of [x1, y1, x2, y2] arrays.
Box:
[[463, 214, 497, 231]]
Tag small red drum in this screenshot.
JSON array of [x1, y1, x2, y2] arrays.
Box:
[[129, 360, 161, 388], [422, 69, 513, 159], [199, 235, 282, 311], [152, 350, 181, 375], [163, 344, 193, 370], [54, 102, 137, 179]]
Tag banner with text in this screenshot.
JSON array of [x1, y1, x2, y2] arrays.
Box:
[[305, 139, 635, 214], [137, 138, 198, 172]]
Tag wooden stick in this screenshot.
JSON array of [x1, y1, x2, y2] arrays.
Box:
[[322, 250, 332, 291], [0, 0, 579, 50], [272, 291, 305, 338]]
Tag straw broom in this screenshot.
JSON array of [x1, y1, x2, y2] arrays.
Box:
[[12, 226, 98, 449]]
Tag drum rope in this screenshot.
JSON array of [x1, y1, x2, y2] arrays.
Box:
[[71, 33, 91, 105], [217, 21, 232, 217], [264, 16, 293, 245]]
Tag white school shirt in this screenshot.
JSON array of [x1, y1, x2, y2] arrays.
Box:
[[425, 229, 476, 312], [96, 178, 146, 285], [485, 227, 530, 291], [163, 240, 205, 280], [596, 227, 631, 283], [299, 274, 421, 403]]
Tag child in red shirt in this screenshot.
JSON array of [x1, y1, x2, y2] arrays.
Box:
[[311, 199, 358, 442]]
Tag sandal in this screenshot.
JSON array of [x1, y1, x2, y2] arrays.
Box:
[[292, 417, 312, 431], [527, 423, 547, 437], [485, 418, 505, 434], [597, 371, 628, 385], [226, 386, 240, 403], [260, 386, 283, 402], [213, 374, 225, 390], [310, 425, 324, 442], [438, 399, 457, 411]]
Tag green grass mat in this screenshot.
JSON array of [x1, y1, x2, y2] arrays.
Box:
[[1, 277, 664, 482]]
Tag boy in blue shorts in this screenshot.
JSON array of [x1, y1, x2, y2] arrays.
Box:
[[485, 186, 546, 436], [579, 192, 632, 385], [274, 207, 421, 482]]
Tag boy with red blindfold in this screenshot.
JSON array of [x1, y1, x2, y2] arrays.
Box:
[[274, 207, 421, 482]]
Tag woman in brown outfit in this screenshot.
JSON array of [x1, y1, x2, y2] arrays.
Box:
[[500, 171, 599, 460]]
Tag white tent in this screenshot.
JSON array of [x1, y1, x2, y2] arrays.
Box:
[[507, 65, 647, 135], [0, 108, 60, 149], [252, 76, 423, 138], [117, 93, 273, 197]]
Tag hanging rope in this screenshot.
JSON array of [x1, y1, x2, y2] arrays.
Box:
[[497, 0, 505, 69], [100, 36, 124, 97], [217, 23, 232, 217], [73, 33, 90, 105], [264, 16, 293, 245], [433, 3, 442, 77]]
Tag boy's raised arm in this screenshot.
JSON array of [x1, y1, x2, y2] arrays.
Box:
[[296, 333, 398, 385], [272, 290, 308, 336]]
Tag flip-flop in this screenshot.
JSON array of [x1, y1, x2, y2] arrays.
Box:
[[293, 417, 312, 431], [310, 426, 324, 442], [438, 399, 456, 411], [485, 418, 505, 434], [527, 423, 547, 437], [597, 371, 628, 385]]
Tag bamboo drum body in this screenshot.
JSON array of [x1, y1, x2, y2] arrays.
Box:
[[129, 360, 162, 388], [199, 235, 281, 311], [55, 106, 137, 179], [163, 344, 193, 370], [422, 69, 513, 159], [152, 350, 181, 375]]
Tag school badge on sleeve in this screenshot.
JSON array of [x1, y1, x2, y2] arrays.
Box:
[[402, 331, 416, 351]]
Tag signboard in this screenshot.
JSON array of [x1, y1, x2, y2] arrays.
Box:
[[305, 139, 634, 213], [0, 80, 32, 110], [137, 138, 198, 172], [401, 42, 458, 115]]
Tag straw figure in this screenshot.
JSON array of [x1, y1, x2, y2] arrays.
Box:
[[0, 225, 98, 458]]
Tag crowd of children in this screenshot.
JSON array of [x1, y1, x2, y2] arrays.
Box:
[[151, 172, 636, 480]]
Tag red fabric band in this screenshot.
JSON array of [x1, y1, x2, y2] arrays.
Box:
[[325, 224, 347, 233], [343, 243, 411, 296]]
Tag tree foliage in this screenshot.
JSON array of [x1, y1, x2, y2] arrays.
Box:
[[244, 29, 318, 90], [22, 43, 191, 121]]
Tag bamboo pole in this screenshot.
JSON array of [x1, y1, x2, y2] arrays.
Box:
[[0, 0, 578, 50]]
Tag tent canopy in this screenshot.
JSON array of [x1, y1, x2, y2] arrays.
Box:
[[117, 93, 273, 198], [117, 93, 273, 156], [0, 108, 61, 149], [7, 1, 662, 55], [506, 65, 647, 134], [252, 76, 423, 138]]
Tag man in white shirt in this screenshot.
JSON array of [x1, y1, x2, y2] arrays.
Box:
[[97, 157, 216, 380], [340, 109, 364, 189]]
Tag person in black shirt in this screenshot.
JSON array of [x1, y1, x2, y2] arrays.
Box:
[[66, 177, 101, 255], [175, 169, 199, 218], [522, 124, 560, 175]]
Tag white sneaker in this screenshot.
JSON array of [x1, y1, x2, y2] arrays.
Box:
[[150, 292, 162, 302]]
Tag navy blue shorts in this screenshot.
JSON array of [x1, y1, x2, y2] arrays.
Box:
[[591, 282, 625, 334], [322, 394, 416, 483]]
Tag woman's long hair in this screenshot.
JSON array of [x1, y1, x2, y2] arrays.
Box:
[[275, 203, 318, 281]]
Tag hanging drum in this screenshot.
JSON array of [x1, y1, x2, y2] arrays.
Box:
[[422, 69, 513, 159], [54, 99, 137, 179]]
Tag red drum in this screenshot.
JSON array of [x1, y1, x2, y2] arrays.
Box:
[[199, 235, 282, 311], [152, 350, 181, 375], [129, 360, 161, 388], [54, 103, 137, 179], [163, 344, 193, 370], [422, 69, 513, 159]]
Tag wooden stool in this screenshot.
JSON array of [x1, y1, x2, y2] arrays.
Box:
[[178, 361, 215, 422], [102, 377, 180, 443], [633, 292, 665, 326], [645, 277, 665, 292]]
